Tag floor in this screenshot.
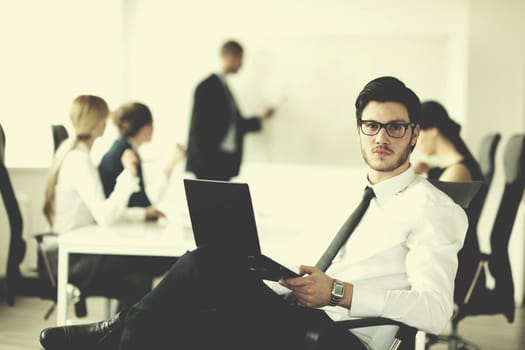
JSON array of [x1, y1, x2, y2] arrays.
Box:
[[0, 297, 523, 349]]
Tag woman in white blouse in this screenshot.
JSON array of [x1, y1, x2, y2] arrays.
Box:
[[43, 95, 174, 311]]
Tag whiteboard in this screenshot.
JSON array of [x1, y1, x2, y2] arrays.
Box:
[[228, 34, 449, 165]]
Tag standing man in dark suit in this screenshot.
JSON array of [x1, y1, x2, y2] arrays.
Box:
[[186, 40, 275, 181]]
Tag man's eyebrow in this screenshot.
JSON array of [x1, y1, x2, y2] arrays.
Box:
[[387, 118, 412, 123], [363, 119, 411, 123]]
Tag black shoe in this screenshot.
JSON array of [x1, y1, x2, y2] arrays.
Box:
[[39, 313, 123, 350]]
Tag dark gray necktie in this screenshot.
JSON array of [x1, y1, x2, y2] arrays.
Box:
[[315, 186, 375, 271]]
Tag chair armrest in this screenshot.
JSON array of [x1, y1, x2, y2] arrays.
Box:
[[305, 317, 417, 350], [332, 317, 409, 329]]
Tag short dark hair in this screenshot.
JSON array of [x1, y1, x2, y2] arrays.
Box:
[[112, 102, 153, 139], [220, 40, 243, 57], [355, 76, 421, 125]]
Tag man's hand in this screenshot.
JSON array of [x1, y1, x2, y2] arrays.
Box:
[[262, 106, 276, 119], [145, 207, 166, 222], [278, 265, 333, 308]]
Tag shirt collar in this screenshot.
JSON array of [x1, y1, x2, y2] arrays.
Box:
[[125, 138, 139, 152], [216, 72, 227, 83], [75, 141, 90, 153], [366, 165, 416, 202]]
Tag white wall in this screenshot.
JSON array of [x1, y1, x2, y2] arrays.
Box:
[[0, 0, 124, 168], [122, 0, 469, 166]]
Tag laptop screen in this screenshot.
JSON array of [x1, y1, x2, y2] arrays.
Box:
[[183, 179, 262, 256]]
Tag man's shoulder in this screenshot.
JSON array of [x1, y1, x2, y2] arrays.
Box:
[[197, 74, 221, 88], [407, 176, 464, 211], [405, 176, 469, 243]]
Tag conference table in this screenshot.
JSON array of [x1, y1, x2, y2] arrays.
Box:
[[55, 166, 363, 325], [54, 206, 333, 325], [55, 220, 195, 325]]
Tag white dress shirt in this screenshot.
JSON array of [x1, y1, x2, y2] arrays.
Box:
[[268, 166, 467, 350], [52, 142, 143, 234], [217, 74, 238, 153], [323, 167, 468, 349]]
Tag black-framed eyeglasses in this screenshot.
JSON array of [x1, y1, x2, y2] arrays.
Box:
[[358, 119, 415, 139]]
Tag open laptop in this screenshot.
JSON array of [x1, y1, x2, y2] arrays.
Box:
[[183, 178, 299, 281]]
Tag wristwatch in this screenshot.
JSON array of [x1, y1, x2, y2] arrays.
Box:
[[328, 279, 345, 306]]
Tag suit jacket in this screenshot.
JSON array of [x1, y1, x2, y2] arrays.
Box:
[[98, 139, 151, 207], [185, 73, 262, 180]]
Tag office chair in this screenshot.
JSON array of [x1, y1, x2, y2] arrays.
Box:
[[305, 180, 484, 350], [0, 122, 5, 164], [1, 124, 58, 318], [478, 133, 501, 190], [427, 134, 525, 349], [51, 124, 69, 153]]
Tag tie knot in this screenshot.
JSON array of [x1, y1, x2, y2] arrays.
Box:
[[363, 186, 375, 201]]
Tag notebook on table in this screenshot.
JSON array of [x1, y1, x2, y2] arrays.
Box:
[[183, 178, 299, 281]]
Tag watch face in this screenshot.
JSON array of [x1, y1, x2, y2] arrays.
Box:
[[333, 282, 345, 297]]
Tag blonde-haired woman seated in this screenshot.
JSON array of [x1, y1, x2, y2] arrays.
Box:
[[43, 95, 174, 313]]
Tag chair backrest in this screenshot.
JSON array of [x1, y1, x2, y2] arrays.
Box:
[[487, 134, 525, 322], [51, 124, 69, 153], [0, 147, 26, 305], [475, 132, 501, 224], [428, 179, 484, 210], [478, 133, 501, 190], [0, 123, 6, 164]]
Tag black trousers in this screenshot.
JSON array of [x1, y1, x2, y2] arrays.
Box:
[[116, 246, 367, 350]]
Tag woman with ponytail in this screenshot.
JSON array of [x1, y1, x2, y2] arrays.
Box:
[[43, 95, 174, 311], [44, 95, 141, 231], [98, 102, 185, 218]]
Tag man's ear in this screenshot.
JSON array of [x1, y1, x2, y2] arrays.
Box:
[[411, 124, 420, 147]]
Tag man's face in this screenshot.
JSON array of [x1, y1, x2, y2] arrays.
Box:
[[224, 53, 243, 74], [357, 101, 419, 184]]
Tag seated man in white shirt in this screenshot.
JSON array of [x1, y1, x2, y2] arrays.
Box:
[[39, 76, 467, 350]]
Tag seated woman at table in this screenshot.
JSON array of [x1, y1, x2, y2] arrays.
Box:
[[43, 95, 175, 313], [414, 100, 485, 304], [98, 102, 185, 215]]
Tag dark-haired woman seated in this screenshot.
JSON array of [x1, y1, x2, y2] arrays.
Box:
[[98, 102, 185, 219]]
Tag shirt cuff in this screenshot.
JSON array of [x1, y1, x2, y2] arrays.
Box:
[[115, 169, 140, 193], [349, 284, 386, 317], [124, 207, 147, 221]]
